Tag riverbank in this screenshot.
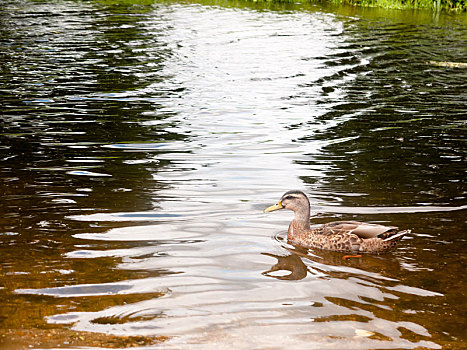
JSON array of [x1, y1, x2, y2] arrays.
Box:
[[247, 0, 467, 11], [329, 0, 466, 11], [93, 0, 467, 11]]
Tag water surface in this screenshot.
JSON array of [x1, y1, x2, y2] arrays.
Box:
[[1, 0, 466, 348]]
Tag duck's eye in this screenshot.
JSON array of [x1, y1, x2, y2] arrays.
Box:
[[283, 195, 294, 201]]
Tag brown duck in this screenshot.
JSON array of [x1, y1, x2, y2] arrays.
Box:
[[264, 190, 409, 253]]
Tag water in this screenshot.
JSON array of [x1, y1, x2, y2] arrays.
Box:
[[1, 0, 466, 348]]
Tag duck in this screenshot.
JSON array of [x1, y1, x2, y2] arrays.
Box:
[[264, 190, 409, 253]]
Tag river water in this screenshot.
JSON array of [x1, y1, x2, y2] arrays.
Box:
[[1, 0, 466, 348]]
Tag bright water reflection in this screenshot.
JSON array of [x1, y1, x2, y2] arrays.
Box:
[[1, 0, 466, 348]]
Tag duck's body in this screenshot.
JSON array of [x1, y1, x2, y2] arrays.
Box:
[[265, 190, 409, 253]]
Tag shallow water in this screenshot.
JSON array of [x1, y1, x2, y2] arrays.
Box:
[[1, 0, 466, 348]]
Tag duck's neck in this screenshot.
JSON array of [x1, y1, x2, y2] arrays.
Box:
[[288, 206, 311, 241]]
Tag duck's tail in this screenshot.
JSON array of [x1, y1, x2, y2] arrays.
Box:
[[382, 229, 410, 242]]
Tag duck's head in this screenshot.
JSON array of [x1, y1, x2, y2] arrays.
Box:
[[264, 190, 310, 213]]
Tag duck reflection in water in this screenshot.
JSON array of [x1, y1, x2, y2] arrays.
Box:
[[262, 252, 308, 280], [262, 247, 404, 282]]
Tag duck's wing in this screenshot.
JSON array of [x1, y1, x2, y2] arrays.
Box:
[[319, 221, 398, 239]]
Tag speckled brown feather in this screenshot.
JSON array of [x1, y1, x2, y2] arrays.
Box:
[[289, 220, 409, 253]]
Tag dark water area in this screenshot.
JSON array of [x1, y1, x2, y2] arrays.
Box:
[[1, 0, 466, 348]]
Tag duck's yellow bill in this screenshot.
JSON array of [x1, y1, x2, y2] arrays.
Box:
[[264, 200, 283, 213]]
